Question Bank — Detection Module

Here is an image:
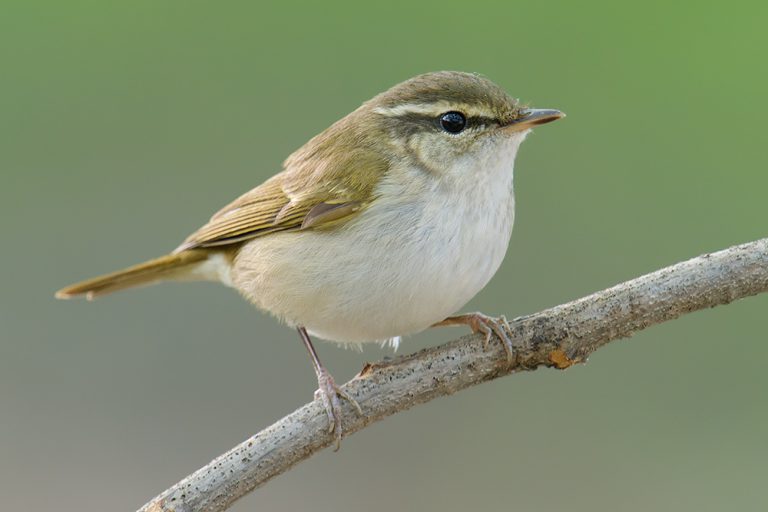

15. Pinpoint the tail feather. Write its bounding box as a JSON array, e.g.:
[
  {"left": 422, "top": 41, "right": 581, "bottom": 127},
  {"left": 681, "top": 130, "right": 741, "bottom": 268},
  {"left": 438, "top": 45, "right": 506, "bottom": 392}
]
[{"left": 55, "top": 250, "right": 211, "bottom": 300}]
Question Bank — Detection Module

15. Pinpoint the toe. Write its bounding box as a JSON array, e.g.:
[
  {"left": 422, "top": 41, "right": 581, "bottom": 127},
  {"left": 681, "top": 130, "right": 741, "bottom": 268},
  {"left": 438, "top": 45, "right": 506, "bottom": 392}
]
[{"left": 337, "top": 388, "right": 363, "bottom": 415}]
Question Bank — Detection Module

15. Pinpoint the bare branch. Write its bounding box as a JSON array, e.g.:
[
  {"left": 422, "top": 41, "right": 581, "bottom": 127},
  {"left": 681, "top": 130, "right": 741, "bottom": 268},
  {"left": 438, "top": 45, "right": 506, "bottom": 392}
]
[{"left": 138, "top": 238, "right": 768, "bottom": 512}]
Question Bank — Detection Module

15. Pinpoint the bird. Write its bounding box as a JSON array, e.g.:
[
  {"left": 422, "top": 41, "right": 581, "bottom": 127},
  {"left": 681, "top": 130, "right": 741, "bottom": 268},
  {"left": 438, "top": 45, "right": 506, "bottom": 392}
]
[{"left": 56, "top": 71, "right": 564, "bottom": 447}]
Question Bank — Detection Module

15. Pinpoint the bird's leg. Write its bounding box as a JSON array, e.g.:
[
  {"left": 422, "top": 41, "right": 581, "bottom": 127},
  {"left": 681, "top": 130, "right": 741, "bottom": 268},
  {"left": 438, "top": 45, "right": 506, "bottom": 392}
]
[
  {"left": 297, "top": 326, "right": 362, "bottom": 450},
  {"left": 432, "top": 312, "right": 516, "bottom": 363}
]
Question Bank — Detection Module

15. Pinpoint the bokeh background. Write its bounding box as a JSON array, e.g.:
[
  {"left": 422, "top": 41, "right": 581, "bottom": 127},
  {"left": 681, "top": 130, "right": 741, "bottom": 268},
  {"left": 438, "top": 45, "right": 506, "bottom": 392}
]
[{"left": 2, "top": 1, "right": 767, "bottom": 511}]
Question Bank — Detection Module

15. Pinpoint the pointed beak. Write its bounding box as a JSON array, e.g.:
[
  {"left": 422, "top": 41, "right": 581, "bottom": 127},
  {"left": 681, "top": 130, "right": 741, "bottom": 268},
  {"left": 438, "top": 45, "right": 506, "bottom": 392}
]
[{"left": 504, "top": 108, "right": 565, "bottom": 132}]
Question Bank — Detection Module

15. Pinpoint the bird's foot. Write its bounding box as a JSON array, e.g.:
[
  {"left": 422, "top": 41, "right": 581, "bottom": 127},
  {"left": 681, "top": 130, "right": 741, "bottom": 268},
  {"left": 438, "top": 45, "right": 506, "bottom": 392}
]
[
  {"left": 433, "top": 312, "right": 517, "bottom": 363},
  {"left": 314, "top": 367, "right": 363, "bottom": 451}
]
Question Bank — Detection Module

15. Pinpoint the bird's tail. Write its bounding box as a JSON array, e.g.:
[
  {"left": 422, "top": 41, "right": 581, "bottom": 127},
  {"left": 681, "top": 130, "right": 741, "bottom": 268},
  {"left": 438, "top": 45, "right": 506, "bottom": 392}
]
[{"left": 55, "top": 250, "right": 214, "bottom": 300}]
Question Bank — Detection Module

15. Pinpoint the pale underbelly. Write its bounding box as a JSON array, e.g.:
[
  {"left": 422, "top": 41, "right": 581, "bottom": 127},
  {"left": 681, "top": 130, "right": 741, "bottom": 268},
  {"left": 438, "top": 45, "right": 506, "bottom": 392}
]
[{"left": 231, "top": 200, "right": 513, "bottom": 344}]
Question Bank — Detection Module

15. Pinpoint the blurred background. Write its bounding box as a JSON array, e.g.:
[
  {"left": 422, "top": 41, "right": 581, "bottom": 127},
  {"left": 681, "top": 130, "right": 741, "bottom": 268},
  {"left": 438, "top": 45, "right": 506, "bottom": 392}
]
[{"left": 2, "top": 1, "right": 767, "bottom": 511}]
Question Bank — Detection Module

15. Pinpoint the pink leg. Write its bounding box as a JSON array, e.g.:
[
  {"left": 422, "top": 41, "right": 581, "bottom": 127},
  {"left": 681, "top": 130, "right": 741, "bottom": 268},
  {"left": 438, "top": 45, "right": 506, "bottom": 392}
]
[{"left": 297, "top": 326, "right": 362, "bottom": 450}]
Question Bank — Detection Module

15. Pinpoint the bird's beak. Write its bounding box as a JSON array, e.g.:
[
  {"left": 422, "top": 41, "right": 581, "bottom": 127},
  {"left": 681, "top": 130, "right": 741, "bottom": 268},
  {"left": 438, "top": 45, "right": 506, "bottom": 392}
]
[{"left": 504, "top": 108, "right": 565, "bottom": 132}]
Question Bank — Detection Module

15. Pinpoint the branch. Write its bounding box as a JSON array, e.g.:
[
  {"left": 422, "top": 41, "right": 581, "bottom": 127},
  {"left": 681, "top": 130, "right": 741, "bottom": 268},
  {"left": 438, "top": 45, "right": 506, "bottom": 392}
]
[{"left": 139, "top": 238, "right": 768, "bottom": 512}]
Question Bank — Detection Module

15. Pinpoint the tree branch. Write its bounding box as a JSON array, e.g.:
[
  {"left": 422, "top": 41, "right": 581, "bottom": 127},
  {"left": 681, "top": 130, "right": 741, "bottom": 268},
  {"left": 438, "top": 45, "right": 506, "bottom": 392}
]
[{"left": 138, "top": 238, "right": 768, "bottom": 512}]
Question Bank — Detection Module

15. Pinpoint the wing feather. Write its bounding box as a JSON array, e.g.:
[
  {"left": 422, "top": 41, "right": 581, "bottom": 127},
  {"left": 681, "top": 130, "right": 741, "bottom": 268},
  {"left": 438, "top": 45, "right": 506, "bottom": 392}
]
[{"left": 175, "top": 147, "right": 389, "bottom": 252}]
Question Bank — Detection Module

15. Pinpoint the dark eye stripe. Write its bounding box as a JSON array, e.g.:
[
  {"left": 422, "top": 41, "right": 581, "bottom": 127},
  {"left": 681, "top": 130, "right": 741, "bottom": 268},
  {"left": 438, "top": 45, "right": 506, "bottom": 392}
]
[
  {"left": 391, "top": 112, "right": 499, "bottom": 131},
  {"left": 461, "top": 115, "right": 497, "bottom": 128}
]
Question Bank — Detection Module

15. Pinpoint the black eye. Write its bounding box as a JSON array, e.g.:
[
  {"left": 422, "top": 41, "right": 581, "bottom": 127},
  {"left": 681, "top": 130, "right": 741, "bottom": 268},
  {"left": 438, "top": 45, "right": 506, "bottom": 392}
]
[{"left": 439, "top": 111, "right": 467, "bottom": 134}]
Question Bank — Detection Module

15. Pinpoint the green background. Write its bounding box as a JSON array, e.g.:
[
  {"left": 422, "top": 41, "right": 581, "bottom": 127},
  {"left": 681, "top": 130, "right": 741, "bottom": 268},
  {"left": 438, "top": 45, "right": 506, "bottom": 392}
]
[{"left": 2, "top": 1, "right": 766, "bottom": 511}]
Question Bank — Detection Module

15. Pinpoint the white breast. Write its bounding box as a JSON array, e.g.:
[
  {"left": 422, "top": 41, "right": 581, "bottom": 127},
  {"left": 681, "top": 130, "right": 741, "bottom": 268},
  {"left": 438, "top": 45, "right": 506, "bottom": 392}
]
[{"left": 231, "top": 133, "right": 526, "bottom": 345}]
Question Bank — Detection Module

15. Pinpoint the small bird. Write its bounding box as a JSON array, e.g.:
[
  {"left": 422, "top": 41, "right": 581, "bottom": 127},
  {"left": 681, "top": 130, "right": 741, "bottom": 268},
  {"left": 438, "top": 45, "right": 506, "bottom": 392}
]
[{"left": 57, "top": 71, "right": 563, "bottom": 446}]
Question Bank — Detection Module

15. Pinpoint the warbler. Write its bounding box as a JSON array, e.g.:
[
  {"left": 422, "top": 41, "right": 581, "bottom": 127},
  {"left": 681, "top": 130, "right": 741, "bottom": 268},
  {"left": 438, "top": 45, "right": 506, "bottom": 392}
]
[{"left": 57, "top": 71, "right": 564, "bottom": 446}]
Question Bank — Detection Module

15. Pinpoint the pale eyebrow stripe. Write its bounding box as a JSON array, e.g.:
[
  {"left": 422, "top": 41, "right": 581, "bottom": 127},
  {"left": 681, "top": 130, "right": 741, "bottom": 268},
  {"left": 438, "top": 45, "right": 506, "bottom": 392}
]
[{"left": 373, "top": 101, "right": 494, "bottom": 119}]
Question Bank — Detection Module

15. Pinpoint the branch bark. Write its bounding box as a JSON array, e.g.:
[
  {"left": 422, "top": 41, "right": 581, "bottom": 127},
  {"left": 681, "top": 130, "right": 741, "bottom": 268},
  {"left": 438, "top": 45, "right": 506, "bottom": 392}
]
[{"left": 139, "top": 238, "right": 768, "bottom": 512}]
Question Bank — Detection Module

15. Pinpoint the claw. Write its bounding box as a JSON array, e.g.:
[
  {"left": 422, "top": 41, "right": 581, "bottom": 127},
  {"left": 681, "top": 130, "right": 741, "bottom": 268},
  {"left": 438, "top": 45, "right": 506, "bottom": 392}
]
[
  {"left": 433, "top": 312, "right": 517, "bottom": 364},
  {"left": 315, "top": 367, "right": 362, "bottom": 450}
]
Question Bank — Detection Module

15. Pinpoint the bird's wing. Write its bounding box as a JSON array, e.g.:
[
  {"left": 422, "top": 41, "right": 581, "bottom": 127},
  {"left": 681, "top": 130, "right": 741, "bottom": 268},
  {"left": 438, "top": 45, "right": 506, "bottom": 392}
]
[{"left": 175, "top": 150, "right": 388, "bottom": 252}]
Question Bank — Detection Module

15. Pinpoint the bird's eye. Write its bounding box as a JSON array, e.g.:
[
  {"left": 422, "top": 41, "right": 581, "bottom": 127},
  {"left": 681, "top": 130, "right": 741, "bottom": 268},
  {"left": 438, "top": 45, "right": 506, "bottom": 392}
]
[{"left": 439, "top": 111, "right": 467, "bottom": 134}]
